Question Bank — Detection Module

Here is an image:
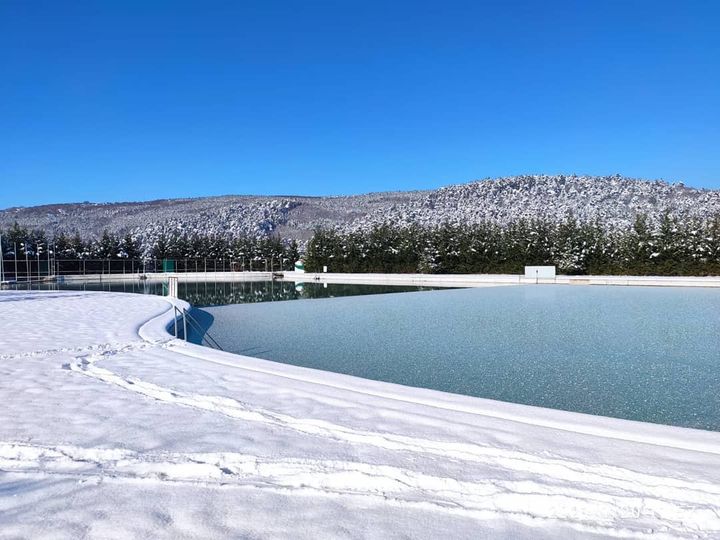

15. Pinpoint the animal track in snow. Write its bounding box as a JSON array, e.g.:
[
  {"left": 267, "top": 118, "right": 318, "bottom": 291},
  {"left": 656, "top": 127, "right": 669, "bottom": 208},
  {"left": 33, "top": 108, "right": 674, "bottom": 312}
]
[
  {"left": 60, "top": 345, "right": 720, "bottom": 538},
  {"left": 1, "top": 440, "right": 719, "bottom": 539}
]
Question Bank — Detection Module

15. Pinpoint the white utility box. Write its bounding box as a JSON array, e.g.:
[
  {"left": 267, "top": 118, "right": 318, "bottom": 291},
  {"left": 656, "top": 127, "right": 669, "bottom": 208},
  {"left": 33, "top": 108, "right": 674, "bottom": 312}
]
[{"left": 524, "top": 266, "right": 556, "bottom": 279}]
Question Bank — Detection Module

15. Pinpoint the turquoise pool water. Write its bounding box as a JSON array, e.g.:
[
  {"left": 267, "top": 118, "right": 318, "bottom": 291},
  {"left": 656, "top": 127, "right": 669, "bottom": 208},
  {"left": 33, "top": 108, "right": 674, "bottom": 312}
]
[{"left": 193, "top": 285, "right": 720, "bottom": 431}]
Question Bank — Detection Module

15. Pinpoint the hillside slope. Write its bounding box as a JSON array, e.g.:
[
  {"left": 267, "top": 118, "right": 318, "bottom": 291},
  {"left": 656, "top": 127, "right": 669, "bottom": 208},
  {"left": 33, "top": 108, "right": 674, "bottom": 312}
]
[{"left": 2, "top": 175, "right": 719, "bottom": 242}]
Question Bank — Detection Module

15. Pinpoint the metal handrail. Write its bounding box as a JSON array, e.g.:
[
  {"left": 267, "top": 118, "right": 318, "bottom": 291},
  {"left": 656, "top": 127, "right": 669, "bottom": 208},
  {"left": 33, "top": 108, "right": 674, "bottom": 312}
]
[
  {"left": 184, "top": 308, "right": 225, "bottom": 351},
  {"left": 172, "top": 305, "right": 224, "bottom": 351}
]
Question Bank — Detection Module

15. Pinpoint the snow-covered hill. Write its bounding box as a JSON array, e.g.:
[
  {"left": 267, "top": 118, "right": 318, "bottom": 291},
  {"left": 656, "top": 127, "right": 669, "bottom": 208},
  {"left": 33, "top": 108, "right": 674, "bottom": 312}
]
[{"left": 2, "top": 175, "right": 719, "bottom": 243}]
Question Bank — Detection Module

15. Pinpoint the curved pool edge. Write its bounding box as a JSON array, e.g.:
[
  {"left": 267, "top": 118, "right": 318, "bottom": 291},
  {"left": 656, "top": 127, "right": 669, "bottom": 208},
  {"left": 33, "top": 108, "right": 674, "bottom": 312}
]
[{"left": 139, "top": 294, "right": 720, "bottom": 457}]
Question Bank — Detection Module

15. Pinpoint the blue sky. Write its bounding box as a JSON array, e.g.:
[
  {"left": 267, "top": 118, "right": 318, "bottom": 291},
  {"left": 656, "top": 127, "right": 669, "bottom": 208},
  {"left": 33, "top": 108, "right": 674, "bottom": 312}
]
[{"left": 1, "top": 0, "right": 719, "bottom": 207}]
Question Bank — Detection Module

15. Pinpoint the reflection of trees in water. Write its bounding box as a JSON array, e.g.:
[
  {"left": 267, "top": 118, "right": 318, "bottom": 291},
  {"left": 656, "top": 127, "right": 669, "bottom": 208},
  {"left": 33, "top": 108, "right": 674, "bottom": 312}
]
[
  {"left": 181, "top": 281, "right": 302, "bottom": 306},
  {"left": 299, "top": 283, "right": 435, "bottom": 299},
  {"left": 180, "top": 282, "right": 438, "bottom": 306},
  {"left": 6, "top": 280, "right": 440, "bottom": 306}
]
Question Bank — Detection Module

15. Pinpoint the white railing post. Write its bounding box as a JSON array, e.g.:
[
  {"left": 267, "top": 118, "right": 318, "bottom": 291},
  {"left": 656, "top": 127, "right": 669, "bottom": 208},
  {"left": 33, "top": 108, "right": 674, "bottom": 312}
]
[{"left": 167, "top": 275, "right": 178, "bottom": 298}]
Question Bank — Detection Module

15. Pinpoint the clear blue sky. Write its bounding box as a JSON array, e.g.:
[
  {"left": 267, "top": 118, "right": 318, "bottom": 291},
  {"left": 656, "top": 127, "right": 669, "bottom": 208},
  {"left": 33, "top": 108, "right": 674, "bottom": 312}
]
[{"left": 1, "top": 0, "right": 719, "bottom": 208}]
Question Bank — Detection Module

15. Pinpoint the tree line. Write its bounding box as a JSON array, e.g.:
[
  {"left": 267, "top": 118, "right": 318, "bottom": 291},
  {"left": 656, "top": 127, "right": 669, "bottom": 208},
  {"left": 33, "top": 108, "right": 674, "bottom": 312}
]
[
  {"left": 0, "top": 223, "right": 300, "bottom": 268},
  {"left": 304, "top": 214, "right": 720, "bottom": 276},
  {"left": 3, "top": 212, "right": 720, "bottom": 276}
]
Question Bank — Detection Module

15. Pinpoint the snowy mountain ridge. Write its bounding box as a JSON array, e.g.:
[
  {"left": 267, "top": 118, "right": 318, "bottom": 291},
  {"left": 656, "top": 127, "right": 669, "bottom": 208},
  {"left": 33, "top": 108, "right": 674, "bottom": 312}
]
[{"left": 2, "top": 175, "right": 719, "bottom": 242}]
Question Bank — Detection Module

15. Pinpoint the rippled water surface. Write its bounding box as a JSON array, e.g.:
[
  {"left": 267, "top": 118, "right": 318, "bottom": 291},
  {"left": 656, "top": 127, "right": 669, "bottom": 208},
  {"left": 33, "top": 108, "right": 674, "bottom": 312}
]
[{"left": 193, "top": 285, "right": 720, "bottom": 431}]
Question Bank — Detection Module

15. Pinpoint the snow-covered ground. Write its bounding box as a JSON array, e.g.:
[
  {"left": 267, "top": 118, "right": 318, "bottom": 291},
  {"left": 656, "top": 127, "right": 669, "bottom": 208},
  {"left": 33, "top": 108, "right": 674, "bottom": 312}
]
[{"left": 2, "top": 290, "right": 720, "bottom": 539}]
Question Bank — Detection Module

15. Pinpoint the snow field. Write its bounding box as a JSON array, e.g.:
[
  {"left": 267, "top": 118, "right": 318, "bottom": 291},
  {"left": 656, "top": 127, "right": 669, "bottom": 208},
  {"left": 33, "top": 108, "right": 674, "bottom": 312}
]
[{"left": 1, "top": 290, "right": 720, "bottom": 538}]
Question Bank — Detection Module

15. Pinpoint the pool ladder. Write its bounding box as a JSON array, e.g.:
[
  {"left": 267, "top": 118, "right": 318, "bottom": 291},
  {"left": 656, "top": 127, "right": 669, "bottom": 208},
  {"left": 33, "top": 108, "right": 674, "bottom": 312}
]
[{"left": 172, "top": 305, "right": 224, "bottom": 351}]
